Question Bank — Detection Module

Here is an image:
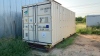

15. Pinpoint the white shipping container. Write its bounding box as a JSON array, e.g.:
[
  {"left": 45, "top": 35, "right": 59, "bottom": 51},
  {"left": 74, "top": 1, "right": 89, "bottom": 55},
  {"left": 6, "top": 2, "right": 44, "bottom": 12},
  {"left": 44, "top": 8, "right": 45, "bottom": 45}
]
[
  {"left": 86, "top": 15, "right": 100, "bottom": 27},
  {"left": 22, "top": 0, "right": 75, "bottom": 47}
]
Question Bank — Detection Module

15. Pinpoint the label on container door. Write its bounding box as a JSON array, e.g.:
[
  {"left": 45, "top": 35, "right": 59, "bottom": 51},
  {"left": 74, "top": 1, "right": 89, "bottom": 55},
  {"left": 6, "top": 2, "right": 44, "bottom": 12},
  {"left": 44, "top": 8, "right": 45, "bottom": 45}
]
[
  {"left": 24, "top": 17, "right": 28, "bottom": 23},
  {"left": 38, "top": 4, "right": 51, "bottom": 15},
  {"left": 42, "top": 32, "right": 46, "bottom": 38},
  {"left": 24, "top": 10, "right": 28, "bottom": 16},
  {"left": 29, "top": 17, "right": 33, "bottom": 23}
]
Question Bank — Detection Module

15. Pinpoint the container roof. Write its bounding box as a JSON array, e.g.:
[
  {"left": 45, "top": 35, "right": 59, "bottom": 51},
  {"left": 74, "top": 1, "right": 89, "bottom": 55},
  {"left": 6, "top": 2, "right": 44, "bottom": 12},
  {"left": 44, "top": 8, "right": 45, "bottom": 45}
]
[
  {"left": 87, "top": 15, "right": 100, "bottom": 17},
  {"left": 22, "top": 0, "right": 61, "bottom": 8}
]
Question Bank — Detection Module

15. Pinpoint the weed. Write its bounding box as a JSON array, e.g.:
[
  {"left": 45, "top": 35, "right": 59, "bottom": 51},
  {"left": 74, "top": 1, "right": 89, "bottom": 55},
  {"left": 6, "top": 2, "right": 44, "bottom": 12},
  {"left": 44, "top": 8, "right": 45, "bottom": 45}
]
[
  {"left": 77, "top": 28, "right": 92, "bottom": 34},
  {"left": 76, "top": 26, "right": 100, "bottom": 35},
  {"left": 0, "top": 38, "right": 31, "bottom": 56}
]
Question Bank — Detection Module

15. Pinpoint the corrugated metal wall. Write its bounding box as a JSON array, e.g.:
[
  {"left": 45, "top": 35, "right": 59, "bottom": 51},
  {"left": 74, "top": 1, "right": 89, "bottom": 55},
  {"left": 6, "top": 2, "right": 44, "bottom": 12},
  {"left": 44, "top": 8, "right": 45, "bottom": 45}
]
[{"left": 0, "top": 0, "right": 44, "bottom": 38}]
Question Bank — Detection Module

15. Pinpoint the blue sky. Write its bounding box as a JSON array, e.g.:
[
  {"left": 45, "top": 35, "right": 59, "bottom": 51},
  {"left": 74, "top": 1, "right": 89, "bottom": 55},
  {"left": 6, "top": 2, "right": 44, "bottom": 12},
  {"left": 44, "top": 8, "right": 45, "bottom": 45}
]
[{"left": 55, "top": 0, "right": 100, "bottom": 17}]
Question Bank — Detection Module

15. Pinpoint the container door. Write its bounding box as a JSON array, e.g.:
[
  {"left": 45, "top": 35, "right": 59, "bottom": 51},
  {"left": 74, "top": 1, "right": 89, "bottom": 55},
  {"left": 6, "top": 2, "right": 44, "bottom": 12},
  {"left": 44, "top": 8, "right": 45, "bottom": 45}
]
[
  {"left": 23, "top": 7, "right": 29, "bottom": 40},
  {"left": 28, "top": 7, "right": 35, "bottom": 41},
  {"left": 23, "top": 7, "right": 35, "bottom": 41},
  {"left": 36, "top": 4, "right": 52, "bottom": 43}
]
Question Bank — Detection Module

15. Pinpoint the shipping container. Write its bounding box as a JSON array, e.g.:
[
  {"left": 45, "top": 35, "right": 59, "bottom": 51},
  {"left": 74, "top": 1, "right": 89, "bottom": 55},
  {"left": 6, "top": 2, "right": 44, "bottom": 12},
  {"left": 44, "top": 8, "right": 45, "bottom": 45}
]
[
  {"left": 86, "top": 15, "right": 100, "bottom": 27},
  {"left": 22, "top": 0, "right": 75, "bottom": 48}
]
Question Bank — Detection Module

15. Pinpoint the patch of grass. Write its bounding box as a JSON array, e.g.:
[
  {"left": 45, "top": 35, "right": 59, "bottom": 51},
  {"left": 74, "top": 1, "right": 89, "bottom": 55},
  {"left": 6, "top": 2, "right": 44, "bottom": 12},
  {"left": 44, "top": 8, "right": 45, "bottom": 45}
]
[
  {"left": 77, "top": 28, "right": 92, "bottom": 34},
  {"left": 55, "top": 34, "right": 78, "bottom": 49},
  {"left": 76, "top": 23, "right": 100, "bottom": 35},
  {"left": 0, "top": 37, "right": 31, "bottom": 56},
  {"left": 76, "top": 23, "right": 86, "bottom": 29},
  {"left": 76, "top": 26, "right": 100, "bottom": 35}
]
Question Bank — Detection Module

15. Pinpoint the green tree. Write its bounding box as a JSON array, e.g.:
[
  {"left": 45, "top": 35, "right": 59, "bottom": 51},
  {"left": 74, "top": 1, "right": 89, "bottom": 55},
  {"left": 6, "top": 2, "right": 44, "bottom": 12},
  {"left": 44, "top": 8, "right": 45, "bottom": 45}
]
[
  {"left": 82, "top": 16, "right": 86, "bottom": 23},
  {"left": 76, "top": 17, "right": 83, "bottom": 21}
]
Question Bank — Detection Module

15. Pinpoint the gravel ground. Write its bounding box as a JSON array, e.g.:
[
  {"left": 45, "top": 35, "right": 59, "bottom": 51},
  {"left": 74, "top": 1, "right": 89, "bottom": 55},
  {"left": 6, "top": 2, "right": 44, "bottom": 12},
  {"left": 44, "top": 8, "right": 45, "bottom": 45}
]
[{"left": 31, "top": 35, "right": 100, "bottom": 56}]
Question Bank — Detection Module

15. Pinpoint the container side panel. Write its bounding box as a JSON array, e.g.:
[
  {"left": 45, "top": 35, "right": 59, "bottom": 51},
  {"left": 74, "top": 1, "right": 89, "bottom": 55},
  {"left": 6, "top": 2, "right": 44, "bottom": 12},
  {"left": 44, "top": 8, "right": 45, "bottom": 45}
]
[
  {"left": 86, "top": 16, "right": 100, "bottom": 27},
  {"left": 52, "top": 2, "right": 64, "bottom": 46},
  {"left": 51, "top": 1, "right": 75, "bottom": 46},
  {"left": 51, "top": 2, "right": 56, "bottom": 45}
]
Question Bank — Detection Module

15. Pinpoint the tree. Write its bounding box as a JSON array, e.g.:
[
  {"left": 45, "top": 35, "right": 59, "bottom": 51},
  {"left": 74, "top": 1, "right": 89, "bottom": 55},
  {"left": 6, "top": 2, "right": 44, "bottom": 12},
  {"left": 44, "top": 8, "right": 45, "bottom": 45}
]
[
  {"left": 76, "top": 17, "right": 83, "bottom": 21},
  {"left": 82, "top": 16, "right": 86, "bottom": 23}
]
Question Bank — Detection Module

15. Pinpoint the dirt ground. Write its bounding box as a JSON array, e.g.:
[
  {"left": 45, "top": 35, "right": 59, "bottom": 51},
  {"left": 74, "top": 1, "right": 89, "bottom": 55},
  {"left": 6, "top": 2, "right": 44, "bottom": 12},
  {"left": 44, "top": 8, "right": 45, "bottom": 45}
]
[{"left": 31, "top": 35, "right": 100, "bottom": 56}]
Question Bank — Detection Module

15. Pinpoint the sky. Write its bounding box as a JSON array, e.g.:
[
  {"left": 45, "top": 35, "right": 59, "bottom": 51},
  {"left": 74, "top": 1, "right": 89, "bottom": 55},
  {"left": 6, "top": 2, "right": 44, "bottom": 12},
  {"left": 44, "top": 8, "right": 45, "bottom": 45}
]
[
  {"left": 0, "top": 0, "right": 100, "bottom": 17},
  {"left": 55, "top": 0, "right": 100, "bottom": 17}
]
